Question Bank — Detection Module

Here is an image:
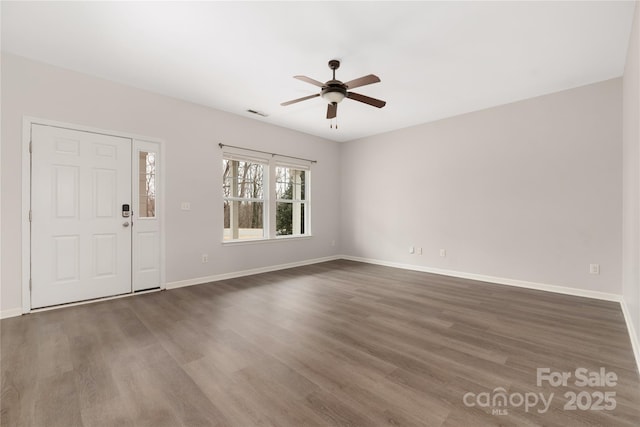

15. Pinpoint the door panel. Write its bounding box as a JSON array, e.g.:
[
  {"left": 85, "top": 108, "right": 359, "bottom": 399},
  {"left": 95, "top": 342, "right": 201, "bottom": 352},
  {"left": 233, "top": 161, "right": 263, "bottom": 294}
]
[
  {"left": 52, "top": 165, "right": 79, "bottom": 218},
  {"left": 53, "top": 235, "right": 79, "bottom": 281},
  {"left": 31, "top": 124, "right": 132, "bottom": 308},
  {"left": 94, "top": 169, "right": 116, "bottom": 217}
]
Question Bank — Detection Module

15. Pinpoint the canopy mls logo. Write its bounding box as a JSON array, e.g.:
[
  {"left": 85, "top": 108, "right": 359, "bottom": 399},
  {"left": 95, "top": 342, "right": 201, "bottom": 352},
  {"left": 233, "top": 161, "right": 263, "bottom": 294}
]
[
  {"left": 462, "top": 367, "right": 618, "bottom": 416},
  {"left": 462, "top": 387, "right": 553, "bottom": 415}
]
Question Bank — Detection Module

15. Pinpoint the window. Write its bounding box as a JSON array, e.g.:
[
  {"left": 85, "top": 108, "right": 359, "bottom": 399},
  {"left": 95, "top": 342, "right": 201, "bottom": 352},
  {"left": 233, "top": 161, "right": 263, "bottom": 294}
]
[
  {"left": 223, "top": 159, "right": 265, "bottom": 240},
  {"left": 138, "top": 151, "right": 156, "bottom": 218},
  {"left": 222, "top": 154, "right": 310, "bottom": 242},
  {"left": 276, "top": 167, "right": 306, "bottom": 236}
]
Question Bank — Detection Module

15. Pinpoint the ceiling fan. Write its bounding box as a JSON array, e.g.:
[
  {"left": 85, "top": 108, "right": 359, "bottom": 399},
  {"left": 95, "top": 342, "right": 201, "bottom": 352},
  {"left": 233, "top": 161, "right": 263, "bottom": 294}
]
[{"left": 281, "top": 60, "right": 386, "bottom": 121}]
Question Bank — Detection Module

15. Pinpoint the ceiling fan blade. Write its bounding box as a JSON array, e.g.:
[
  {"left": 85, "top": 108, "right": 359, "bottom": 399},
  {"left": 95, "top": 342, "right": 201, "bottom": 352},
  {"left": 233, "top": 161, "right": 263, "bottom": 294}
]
[
  {"left": 347, "top": 92, "right": 386, "bottom": 108},
  {"left": 281, "top": 93, "right": 320, "bottom": 106},
  {"left": 327, "top": 103, "right": 337, "bottom": 119},
  {"left": 344, "top": 74, "right": 381, "bottom": 90},
  {"left": 294, "top": 75, "right": 325, "bottom": 88}
]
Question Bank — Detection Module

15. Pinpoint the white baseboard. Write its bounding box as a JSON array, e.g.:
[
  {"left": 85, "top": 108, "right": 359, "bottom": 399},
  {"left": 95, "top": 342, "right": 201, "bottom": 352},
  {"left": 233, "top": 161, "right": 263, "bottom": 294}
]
[
  {"left": 0, "top": 307, "right": 23, "bottom": 319},
  {"left": 341, "top": 255, "right": 623, "bottom": 302},
  {"left": 166, "top": 255, "right": 341, "bottom": 290},
  {"left": 620, "top": 300, "right": 640, "bottom": 375}
]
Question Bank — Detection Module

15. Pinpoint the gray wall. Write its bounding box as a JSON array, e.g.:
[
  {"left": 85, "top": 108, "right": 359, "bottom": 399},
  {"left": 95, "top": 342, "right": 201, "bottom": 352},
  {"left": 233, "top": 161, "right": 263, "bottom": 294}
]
[
  {"left": 340, "top": 79, "right": 623, "bottom": 293},
  {"left": 623, "top": 2, "right": 640, "bottom": 361},
  {"left": 0, "top": 53, "right": 342, "bottom": 313}
]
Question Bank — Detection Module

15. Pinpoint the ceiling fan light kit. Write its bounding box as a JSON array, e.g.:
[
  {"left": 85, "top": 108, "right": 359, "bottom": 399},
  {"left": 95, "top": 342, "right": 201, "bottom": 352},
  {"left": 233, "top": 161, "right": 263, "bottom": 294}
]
[
  {"left": 322, "top": 89, "right": 346, "bottom": 104},
  {"left": 281, "top": 59, "right": 386, "bottom": 124}
]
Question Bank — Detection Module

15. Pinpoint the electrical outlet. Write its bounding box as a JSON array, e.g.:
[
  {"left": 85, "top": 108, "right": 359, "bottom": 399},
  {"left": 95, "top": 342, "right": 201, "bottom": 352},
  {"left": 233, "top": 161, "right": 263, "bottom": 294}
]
[
  {"left": 202, "top": 254, "right": 209, "bottom": 263},
  {"left": 440, "top": 249, "right": 446, "bottom": 257},
  {"left": 331, "top": 240, "right": 336, "bottom": 247},
  {"left": 181, "top": 202, "right": 191, "bottom": 211},
  {"left": 589, "top": 264, "right": 599, "bottom": 275},
  {"left": 409, "top": 246, "right": 415, "bottom": 254},
  {"left": 417, "top": 247, "right": 423, "bottom": 255}
]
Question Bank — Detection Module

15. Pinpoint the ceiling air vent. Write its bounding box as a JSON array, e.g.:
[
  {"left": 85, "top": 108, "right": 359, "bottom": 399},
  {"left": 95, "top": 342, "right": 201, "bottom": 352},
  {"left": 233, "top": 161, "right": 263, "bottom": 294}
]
[{"left": 247, "top": 109, "right": 268, "bottom": 117}]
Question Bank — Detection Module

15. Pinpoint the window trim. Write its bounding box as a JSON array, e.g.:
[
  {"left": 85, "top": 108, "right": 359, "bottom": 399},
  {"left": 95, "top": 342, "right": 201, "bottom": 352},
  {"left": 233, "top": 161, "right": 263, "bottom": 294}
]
[{"left": 221, "top": 234, "right": 312, "bottom": 246}]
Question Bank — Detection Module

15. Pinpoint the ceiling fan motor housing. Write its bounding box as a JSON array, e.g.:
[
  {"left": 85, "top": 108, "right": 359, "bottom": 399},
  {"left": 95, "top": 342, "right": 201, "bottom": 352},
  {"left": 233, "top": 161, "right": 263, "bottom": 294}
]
[{"left": 322, "top": 81, "right": 347, "bottom": 104}]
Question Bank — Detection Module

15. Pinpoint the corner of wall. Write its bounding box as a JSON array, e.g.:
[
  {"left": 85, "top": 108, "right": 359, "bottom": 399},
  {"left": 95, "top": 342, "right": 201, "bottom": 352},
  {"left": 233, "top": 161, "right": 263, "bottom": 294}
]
[
  {"left": 622, "top": 0, "right": 640, "bottom": 376},
  {"left": 621, "top": 299, "right": 640, "bottom": 374}
]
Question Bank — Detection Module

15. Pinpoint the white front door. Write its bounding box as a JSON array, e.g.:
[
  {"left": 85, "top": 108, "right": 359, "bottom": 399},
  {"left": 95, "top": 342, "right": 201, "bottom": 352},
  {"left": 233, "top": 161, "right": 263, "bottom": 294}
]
[{"left": 31, "top": 124, "right": 132, "bottom": 308}]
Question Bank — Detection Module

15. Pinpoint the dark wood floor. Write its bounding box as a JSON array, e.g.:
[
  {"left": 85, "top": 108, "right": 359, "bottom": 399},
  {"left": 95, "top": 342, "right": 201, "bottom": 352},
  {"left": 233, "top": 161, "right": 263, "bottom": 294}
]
[{"left": 2, "top": 260, "right": 639, "bottom": 426}]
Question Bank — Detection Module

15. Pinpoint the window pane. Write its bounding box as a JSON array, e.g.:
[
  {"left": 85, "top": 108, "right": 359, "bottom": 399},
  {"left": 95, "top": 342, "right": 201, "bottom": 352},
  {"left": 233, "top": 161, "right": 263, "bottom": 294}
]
[
  {"left": 223, "top": 159, "right": 264, "bottom": 199},
  {"left": 223, "top": 200, "right": 264, "bottom": 240},
  {"left": 276, "top": 202, "right": 305, "bottom": 236},
  {"left": 275, "top": 167, "right": 305, "bottom": 201},
  {"left": 139, "top": 151, "right": 156, "bottom": 218}
]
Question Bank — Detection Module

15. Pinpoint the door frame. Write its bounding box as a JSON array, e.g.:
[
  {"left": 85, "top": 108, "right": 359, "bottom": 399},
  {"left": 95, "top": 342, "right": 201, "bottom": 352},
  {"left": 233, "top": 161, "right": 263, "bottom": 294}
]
[{"left": 21, "top": 117, "right": 166, "bottom": 313}]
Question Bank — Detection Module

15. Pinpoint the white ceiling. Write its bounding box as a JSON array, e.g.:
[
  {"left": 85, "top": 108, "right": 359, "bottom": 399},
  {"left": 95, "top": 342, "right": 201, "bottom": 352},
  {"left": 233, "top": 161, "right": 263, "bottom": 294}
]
[{"left": 1, "top": 1, "right": 635, "bottom": 142}]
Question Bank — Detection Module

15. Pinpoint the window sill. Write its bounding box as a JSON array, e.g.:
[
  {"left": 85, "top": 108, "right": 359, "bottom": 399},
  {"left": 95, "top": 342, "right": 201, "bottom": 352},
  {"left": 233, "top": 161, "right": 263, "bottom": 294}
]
[{"left": 221, "top": 235, "right": 313, "bottom": 246}]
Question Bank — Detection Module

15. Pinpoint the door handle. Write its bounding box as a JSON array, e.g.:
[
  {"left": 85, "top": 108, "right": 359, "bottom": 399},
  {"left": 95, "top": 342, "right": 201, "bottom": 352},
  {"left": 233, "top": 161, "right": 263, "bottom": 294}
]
[{"left": 123, "top": 222, "right": 130, "bottom": 227}]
